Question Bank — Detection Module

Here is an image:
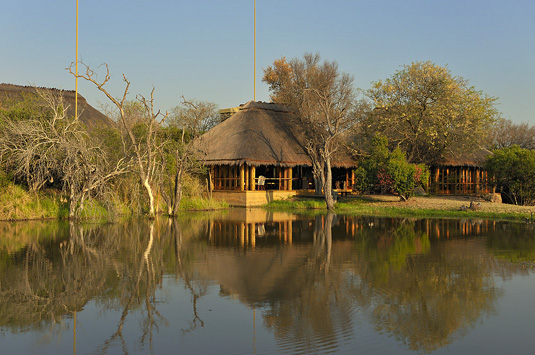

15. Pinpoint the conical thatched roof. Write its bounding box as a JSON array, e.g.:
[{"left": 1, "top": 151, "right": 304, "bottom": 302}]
[
  {"left": 198, "top": 101, "right": 357, "bottom": 168},
  {"left": 0, "top": 83, "right": 115, "bottom": 128}
]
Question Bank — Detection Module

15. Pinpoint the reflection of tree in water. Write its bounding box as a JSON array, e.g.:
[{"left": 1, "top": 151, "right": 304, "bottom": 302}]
[
  {"left": 486, "top": 223, "right": 535, "bottom": 267},
  {"left": 167, "top": 218, "right": 209, "bottom": 335},
  {"left": 0, "top": 222, "right": 117, "bottom": 331},
  {"left": 350, "top": 219, "right": 500, "bottom": 353},
  {"left": 262, "top": 213, "right": 355, "bottom": 354},
  {"left": 0, "top": 220, "right": 173, "bottom": 355},
  {"left": 0, "top": 215, "right": 215, "bottom": 353},
  {"left": 98, "top": 222, "right": 168, "bottom": 354},
  {"left": 352, "top": 221, "right": 431, "bottom": 285}
]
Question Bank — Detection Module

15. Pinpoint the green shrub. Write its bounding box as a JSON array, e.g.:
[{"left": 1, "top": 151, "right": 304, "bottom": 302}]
[
  {"left": 485, "top": 146, "right": 535, "bottom": 205},
  {"left": 354, "top": 136, "right": 429, "bottom": 200}
]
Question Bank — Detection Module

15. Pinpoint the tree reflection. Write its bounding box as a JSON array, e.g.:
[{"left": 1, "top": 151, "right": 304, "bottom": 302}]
[
  {"left": 167, "top": 218, "right": 208, "bottom": 335},
  {"left": 349, "top": 219, "right": 500, "bottom": 353},
  {"left": 486, "top": 223, "right": 535, "bottom": 267},
  {"left": 1, "top": 215, "right": 532, "bottom": 354},
  {"left": 0, "top": 220, "right": 171, "bottom": 355},
  {"left": 0, "top": 221, "right": 115, "bottom": 330}
]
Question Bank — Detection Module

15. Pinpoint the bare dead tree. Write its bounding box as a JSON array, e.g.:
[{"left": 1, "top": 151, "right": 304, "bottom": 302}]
[
  {"left": 488, "top": 118, "right": 535, "bottom": 150},
  {"left": 68, "top": 62, "right": 168, "bottom": 218},
  {"left": 0, "top": 89, "right": 127, "bottom": 218}
]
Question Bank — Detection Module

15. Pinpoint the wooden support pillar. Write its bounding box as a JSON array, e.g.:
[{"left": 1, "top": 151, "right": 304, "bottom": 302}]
[
  {"left": 475, "top": 168, "right": 480, "bottom": 194},
  {"left": 210, "top": 166, "right": 214, "bottom": 190},
  {"left": 250, "top": 165, "right": 256, "bottom": 190},
  {"left": 235, "top": 166, "right": 239, "bottom": 189},
  {"left": 240, "top": 164, "right": 245, "bottom": 191},
  {"left": 288, "top": 167, "right": 293, "bottom": 191},
  {"left": 434, "top": 168, "right": 439, "bottom": 194},
  {"left": 244, "top": 163, "right": 249, "bottom": 191},
  {"left": 228, "top": 166, "right": 232, "bottom": 189},
  {"left": 446, "top": 168, "right": 450, "bottom": 194}
]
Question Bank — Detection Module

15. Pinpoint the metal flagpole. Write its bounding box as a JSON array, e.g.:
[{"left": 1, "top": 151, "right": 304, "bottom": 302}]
[
  {"left": 75, "top": 0, "right": 79, "bottom": 120},
  {"left": 254, "top": 0, "right": 256, "bottom": 101}
]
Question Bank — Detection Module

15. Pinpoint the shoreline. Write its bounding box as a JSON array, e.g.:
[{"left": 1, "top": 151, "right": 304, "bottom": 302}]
[{"left": 265, "top": 195, "right": 535, "bottom": 221}]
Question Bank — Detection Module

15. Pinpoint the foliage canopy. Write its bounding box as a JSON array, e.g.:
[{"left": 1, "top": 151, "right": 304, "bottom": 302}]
[
  {"left": 363, "top": 61, "right": 499, "bottom": 164},
  {"left": 485, "top": 145, "right": 535, "bottom": 206}
]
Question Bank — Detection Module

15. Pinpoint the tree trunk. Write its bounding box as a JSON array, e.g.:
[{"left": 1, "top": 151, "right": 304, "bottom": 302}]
[
  {"left": 313, "top": 160, "right": 325, "bottom": 196},
  {"left": 171, "top": 167, "right": 184, "bottom": 216},
  {"left": 324, "top": 157, "right": 335, "bottom": 210},
  {"left": 143, "top": 178, "right": 155, "bottom": 218}
]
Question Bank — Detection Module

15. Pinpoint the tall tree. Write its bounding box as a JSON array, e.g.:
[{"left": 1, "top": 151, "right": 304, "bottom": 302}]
[
  {"left": 68, "top": 62, "right": 168, "bottom": 218},
  {"left": 363, "top": 61, "right": 499, "bottom": 164},
  {"left": 263, "top": 53, "right": 357, "bottom": 209},
  {"left": 159, "top": 97, "right": 217, "bottom": 216},
  {"left": 488, "top": 118, "right": 535, "bottom": 150}
]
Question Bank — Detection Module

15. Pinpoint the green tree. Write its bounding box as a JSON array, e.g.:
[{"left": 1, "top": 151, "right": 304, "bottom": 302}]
[
  {"left": 484, "top": 145, "right": 535, "bottom": 205},
  {"left": 263, "top": 53, "right": 358, "bottom": 209},
  {"left": 363, "top": 61, "right": 499, "bottom": 164},
  {"left": 159, "top": 98, "right": 217, "bottom": 216}
]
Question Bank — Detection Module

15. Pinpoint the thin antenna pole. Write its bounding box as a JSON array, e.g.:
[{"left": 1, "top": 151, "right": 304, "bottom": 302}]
[
  {"left": 254, "top": 0, "right": 256, "bottom": 101},
  {"left": 75, "top": 0, "right": 79, "bottom": 120}
]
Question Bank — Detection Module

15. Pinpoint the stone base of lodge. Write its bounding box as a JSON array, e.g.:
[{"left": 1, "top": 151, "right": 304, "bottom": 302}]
[{"left": 211, "top": 190, "right": 301, "bottom": 207}]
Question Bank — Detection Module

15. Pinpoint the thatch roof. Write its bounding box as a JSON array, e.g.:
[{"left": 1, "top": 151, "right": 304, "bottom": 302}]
[
  {"left": 198, "top": 101, "right": 357, "bottom": 168},
  {"left": 435, "top": 148, "right": 492, "bottom": 168},
  {"left": 0, "top": 83, "right": 115, "bottom": 128}
]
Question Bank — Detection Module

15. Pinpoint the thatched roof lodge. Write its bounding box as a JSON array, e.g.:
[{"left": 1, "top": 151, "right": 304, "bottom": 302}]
[
  {"left": 0, "top": 83, "right": 114, "bottom": 128},
  {"left": 198, "top": 101, "right": 357, "bottom": 206},
  {"left": 429, "top": 148, "right": 493, "bottom": 195}
]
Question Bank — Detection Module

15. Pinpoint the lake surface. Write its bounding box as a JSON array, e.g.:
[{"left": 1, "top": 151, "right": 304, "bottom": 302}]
[{"left": 1, "top": 210, "right": 534, "bottom": 354}]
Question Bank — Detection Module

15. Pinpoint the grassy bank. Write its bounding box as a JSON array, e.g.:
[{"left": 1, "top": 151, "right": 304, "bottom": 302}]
[
  {"left": 265, "top": 195, "right": 535, "bottom": 221},
  {"left": 0, "top": 185, "right": 69, "bottom": 221},
  {"left": 0, "top": 184, "right": 228, "bottom": 221}
]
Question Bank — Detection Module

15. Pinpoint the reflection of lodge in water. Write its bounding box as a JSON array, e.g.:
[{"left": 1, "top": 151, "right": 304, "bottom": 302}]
[
  {"left": 418, "top": 218, "right": 496, "bottom": 239},
  {"left": 208, "top": 210, "right": 299, "bottom": 248},
  {"left": 208, "top": 211, "right": 500, "bottom": 248}
]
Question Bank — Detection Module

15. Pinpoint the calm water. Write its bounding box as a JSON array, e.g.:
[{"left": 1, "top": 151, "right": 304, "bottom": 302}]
[{"left": 1, "top": 210, "right": 534, "bottom": 355}]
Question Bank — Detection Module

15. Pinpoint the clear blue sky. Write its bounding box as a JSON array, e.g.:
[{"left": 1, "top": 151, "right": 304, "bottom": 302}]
[{"left": 1, "top": 0, "right": 534, "bottom": 123}]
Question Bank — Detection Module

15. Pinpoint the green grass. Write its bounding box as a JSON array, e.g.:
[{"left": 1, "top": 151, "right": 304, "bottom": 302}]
[
  {"left": 0, "top": 185, "right": 68, "bottom": 221},
  {"left": 265, "top": 196, "right": 531, "bottom": 221},
  {"left": 265, "top": 198, "right": 327, "bottom": 210},
  {"left": 179, "top": 197, "right": 228, "bottom": 211}
]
